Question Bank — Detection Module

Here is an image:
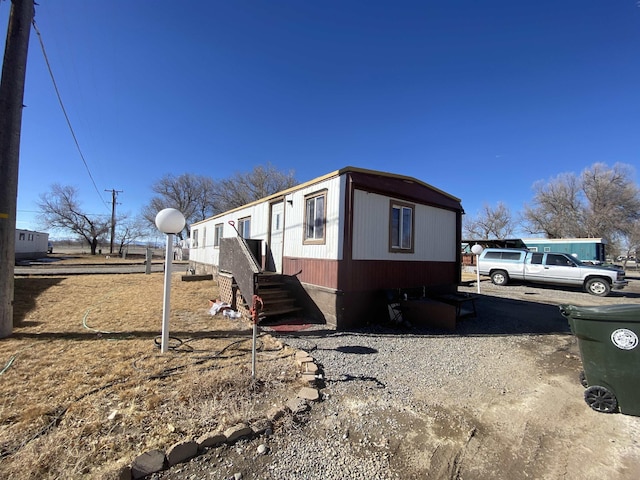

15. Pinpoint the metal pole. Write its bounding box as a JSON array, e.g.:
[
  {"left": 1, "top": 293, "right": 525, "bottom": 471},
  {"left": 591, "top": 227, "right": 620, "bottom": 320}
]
[
  {"left": 251, "top": 322, "right": 257, "bottom": 378},
  {"left": 161, "top": 233, "right": 173, "bottom": 353},
  {"left": 250, "top": 295, "right": 263, "bottom": 378}
]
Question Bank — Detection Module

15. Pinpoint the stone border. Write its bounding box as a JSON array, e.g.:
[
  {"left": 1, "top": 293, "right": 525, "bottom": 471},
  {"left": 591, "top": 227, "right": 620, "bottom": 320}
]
[{"left": 112, "top": 344, "right": 323, "bottom": 479}]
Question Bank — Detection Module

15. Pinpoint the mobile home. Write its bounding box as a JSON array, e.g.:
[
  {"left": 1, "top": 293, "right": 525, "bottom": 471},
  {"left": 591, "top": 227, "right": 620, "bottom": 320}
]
[
  {"left": 15, "top": 229, "right": 49, "bottom": 260},
  {"left": 521, "top": 237, "right": 607, "bottom": 264},
  {"left": 189, "top": 167, "right": 464, "bottom": 330}
]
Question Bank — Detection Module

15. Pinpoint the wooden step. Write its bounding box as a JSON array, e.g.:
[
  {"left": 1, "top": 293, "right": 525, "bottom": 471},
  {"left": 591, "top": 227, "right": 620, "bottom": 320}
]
[{"left": 258, "top": 305, "right": 304, "bottom": 320}]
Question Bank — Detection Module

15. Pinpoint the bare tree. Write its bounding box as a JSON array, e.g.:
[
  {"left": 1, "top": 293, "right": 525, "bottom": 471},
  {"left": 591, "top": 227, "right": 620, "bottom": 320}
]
[
  {"left": 523, "top": 163, "right": 640, "bottom": 241},
  {"left": 522, "top": 173, "right": 583, "bottom": 237},
  {"left": 581, "top": 163, "right": 640, "bottom": 239},
  {"left": 216, "top": 163, "right": 298, "bottom": 211},
  {"left": 141, "top": 174, "right": 218, "bottom": 239},
  {"left": 142, "top": 165, "right": 298, "bottom": 238},
  {"left": 37, "top": 184, "right": 110, "bottom": 255},
  {"left": 464, "top": 202, "right": 516, "bottom": 239},
  {"left": 115, "top": 215, "right": 149, "bottom": 255}
]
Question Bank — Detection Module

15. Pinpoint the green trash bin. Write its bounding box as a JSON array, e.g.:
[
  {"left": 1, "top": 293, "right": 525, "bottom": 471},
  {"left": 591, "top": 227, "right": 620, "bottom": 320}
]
[{"left": 560, "top": 304, "right": 640, "bottom": 416}]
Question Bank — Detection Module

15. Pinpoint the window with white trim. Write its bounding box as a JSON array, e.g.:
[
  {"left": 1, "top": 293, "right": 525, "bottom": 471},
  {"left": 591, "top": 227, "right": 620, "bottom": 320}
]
[
  {"left": 389, "top": 201, "right": 414, "bottom": 253},
  {"left": 304, "top": 191, "right": 326, "bottom": 243},
  {"left": 214, "top": 223, "right": 223, "bottom": 247},
  {"left": 238, "top": 217, "right": 251, "bottom": 238},
  {"left": 192, "top": 229, "right": 199, "bottom": 248}
]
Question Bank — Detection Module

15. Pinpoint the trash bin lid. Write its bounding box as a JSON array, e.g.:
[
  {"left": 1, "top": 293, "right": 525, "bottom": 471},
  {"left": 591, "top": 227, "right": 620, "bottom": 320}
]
[{"left": 559, "top": 304, "right": 640, "bottom": 321}]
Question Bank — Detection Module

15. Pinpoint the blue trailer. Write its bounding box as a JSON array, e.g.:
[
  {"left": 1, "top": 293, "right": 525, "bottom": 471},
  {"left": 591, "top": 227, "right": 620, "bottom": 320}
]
[{"left": 521, "top": 238, "right": 606, "bottom": 264}]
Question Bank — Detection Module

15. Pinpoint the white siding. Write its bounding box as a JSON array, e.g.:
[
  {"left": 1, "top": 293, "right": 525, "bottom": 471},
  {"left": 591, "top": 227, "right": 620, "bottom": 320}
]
[
  {"left": 282, "top": 175, "right": 343, "bottom": 261},
  {"left": 190, "top": 174, "right": 345, "bottom": 268},
  {"left": 352, "top": 189, "right": 457, "bottom": 261},
  {"left": 190, "top": 201, "right": 270, "bottom": 266},
  {"left": 15, "top": 229, "right": 49, "bottom": 257}
]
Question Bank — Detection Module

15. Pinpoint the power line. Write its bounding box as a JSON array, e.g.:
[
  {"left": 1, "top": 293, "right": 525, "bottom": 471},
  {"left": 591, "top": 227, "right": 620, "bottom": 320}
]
[{"left": 31, "top": 17, "right": 108, "bottom": 211}]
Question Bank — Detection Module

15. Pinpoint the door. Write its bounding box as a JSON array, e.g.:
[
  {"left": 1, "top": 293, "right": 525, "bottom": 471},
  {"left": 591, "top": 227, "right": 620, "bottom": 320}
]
[
  {"left": 268, "top": 201, "right": 284, "bottom": 272},
  {"left": 524, "top": 252, "right": 547, "bottom": 282},
  {"left": 542, "top": 253, "right": 581, "bottom": 285}
]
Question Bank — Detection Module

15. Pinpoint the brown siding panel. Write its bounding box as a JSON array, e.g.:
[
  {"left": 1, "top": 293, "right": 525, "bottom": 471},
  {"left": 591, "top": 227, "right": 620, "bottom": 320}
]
[
  {"left": 347, "top": 260, "right": 456, "bottom": 291},
  {"left": 282, "top": 257, "right": 339, "bottom": 289},
  {"left": 282, "top": 256, "right": 458, "bottom": 329}
]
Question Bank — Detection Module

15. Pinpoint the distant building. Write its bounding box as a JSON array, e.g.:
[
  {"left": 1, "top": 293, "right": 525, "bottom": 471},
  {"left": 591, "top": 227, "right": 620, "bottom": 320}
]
[
  {"left": 521, "top": 237, "right": 606, "bottom": 264},
  {"left": 15, "top": 229, "right": 49, "bottom": 260}
]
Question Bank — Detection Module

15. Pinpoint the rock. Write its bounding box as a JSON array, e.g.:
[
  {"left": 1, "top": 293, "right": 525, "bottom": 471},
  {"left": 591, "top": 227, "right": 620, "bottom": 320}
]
[
  {"left": 197, "top": 432, "right": 227, "bottom": 449},
  {"left": 130, "top": 449, "right": 165, "bottom": 479},
  {"left": 251, "top": 418, "right": 273, "bottom": 435},
  {"left": 298, "top": 387, "right": 320, "bottom": 401},
  {"left": 266, "top": 405, "right": 287, "bottom": 421},
  {"left": 166, "top": 440, "right": 198, "bottom": 466},
  {"left": 224, "top": 423, "right": 253, "bottom": 443},
  {"left": 303, "top": 362, "right": 319, "bottom": 374},
  {"left": 300, "top": 372, "right": 318, "bottom": 384},
  {"left": 294, "top": 350, "right": 309, "bottom": 359},
  {"left": 296, "top": 355, "right": 314, "bottom": 366},
  {"left": 286, "top": 397, "right": 309, "bottom": 414},
  {"left": 257, "top": 444, "right": 268, "bottom": 455}
]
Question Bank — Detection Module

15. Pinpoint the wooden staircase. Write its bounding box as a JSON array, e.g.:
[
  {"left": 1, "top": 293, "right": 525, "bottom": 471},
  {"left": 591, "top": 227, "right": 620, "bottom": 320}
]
[{"left": 253, "top": 272, "right": 303, "bottom": 322}]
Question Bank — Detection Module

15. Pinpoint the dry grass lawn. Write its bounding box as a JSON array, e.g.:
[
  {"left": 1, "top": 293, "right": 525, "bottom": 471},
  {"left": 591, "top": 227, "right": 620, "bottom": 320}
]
[{"left": 1, "top": 257, "right": 300, "bottom": 479}]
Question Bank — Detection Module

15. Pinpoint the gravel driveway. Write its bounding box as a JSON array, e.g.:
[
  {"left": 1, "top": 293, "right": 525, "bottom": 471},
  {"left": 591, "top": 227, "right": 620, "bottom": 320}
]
[{"left": 154, "top": 274, "right": 640, "bottom": 480}]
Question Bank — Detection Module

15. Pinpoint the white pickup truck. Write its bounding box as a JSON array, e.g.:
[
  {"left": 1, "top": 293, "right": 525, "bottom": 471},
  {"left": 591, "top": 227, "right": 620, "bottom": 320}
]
[{"left": 477, "top": 248, "right": 628, "bottom": 296}]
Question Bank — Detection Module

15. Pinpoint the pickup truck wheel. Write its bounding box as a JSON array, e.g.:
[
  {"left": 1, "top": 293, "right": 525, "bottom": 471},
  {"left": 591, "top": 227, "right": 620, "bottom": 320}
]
[
  {"left": 490, "top": 270, "right": 509, "bottom": 286},
  {"left": 585, "top": 278, "right": 611, "bottom": 297}
]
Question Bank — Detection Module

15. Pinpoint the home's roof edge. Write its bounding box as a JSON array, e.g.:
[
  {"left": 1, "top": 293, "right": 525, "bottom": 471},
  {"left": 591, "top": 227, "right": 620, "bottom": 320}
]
[{"left": 192, "top": 166, "right": 461, "bottom": 226}]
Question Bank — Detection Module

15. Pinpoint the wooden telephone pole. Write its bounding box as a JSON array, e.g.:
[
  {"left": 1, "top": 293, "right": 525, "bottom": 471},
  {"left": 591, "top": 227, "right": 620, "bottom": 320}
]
[
  {"left": 105, "top": 188, "right": 122, "bottom": 254},
  {"left": 0, "top": 0, "right": 35, "bottom": 338}
]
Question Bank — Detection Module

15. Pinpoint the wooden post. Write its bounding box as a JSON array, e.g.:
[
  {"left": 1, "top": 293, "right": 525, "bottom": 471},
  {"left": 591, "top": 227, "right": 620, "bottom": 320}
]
[{"left": 0, "top": 0, "right": 35, "bottom": 338}]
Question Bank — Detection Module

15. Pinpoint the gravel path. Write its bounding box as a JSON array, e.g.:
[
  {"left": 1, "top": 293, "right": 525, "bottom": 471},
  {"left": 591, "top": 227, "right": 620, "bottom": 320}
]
[{"left": 256, "top": 326, "right": 532, "bottom": 480}]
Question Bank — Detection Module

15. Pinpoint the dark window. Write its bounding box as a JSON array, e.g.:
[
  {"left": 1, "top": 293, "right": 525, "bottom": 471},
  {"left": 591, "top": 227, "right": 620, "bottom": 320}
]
[
  {"left": 546, "top": 254, "right": 569, "bottom": 266},
  {"left": 214, "top": 223, "right": 223, "bottom": 247},
  {"left": 502, "top": 251, "right": 522, "bottom": 260},
  {"left": 389, "top": 201, "right": 414, "bottom": 253},
  {"left": 531, "top": 253, "right": 544, "bottom": 264},
  {"left": 238, "top": 217, "right": 251, "bottom": 238},
  {"left": 304, "top": 191, "right": 326, "bottom": 243}
]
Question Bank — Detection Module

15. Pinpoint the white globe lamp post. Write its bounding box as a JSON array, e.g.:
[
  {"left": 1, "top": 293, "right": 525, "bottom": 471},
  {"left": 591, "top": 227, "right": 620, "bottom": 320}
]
[
  {"left": 155, "top": 208, "right": 186, "bottom": 353},
  {"left": 471, "top": 244, "right": 484, "bottom": 294}
]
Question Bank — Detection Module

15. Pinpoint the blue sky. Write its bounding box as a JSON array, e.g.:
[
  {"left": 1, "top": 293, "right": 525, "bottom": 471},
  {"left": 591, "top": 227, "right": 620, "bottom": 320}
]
[{"left": 3, "top": 0, "right": 640, "bottom": 237}]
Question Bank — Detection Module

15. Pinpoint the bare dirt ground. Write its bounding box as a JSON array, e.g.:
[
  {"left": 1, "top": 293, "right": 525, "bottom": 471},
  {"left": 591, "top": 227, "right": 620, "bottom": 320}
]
[
  {"left": 2, "top": 254, "right": 301, "bottom": 479},
  {"left": 449, "top": 273, "right": 640, "bottom": 480}
]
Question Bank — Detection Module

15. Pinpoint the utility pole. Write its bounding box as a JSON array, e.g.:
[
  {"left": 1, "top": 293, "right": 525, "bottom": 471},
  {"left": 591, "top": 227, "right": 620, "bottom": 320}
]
[
  {"left": 0, "top": 0, "right": 35, "bottom": 339},
  {"left": 105, "top": 189, "right": 122, "bottom": 254}
]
